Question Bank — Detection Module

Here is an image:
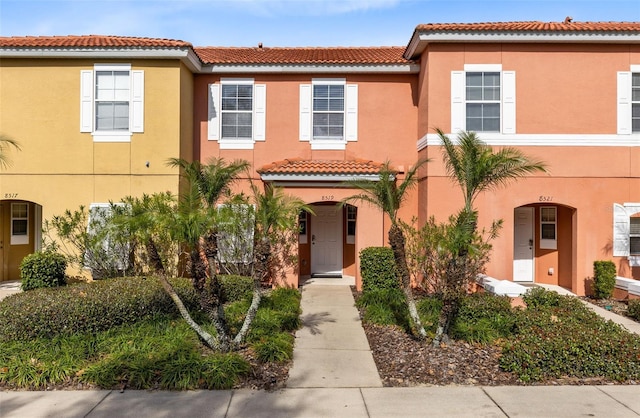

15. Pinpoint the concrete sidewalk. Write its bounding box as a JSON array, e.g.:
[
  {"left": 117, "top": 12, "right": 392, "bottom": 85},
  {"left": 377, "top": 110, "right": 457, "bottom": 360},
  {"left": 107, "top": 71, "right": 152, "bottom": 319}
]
[{"left": 2, "top": 385, "right": 639, "bottom": 417}]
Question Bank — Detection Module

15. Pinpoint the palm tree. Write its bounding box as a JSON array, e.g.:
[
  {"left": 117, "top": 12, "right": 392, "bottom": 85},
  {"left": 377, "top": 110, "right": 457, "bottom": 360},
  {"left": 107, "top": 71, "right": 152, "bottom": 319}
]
[
  {"left": 432, "top": 128, "right": 547, "bottom": 346},
  {"left": 343, "top": 160, "right": 430, "bottom": 339},
  {"left": 165, "top": 157, "right": 249, "bottom": 352},
  {"left": 436, "top": 128, "right": 547, "bottom": 218},
  {"left": 0, "top": 134, "right": 21, "bottom": 169},
  {"left": 233, "top": 182, "right": 311, "bottom": 344},
  {"left": 114, "top": 192, "right": 220, "bottom": 349}
]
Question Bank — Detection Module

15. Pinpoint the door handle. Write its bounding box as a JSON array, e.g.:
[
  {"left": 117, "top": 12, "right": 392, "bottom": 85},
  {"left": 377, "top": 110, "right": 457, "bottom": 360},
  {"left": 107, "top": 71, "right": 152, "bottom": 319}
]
[
  {"left": 311, "top": 234, "right": 315, "bottom": 245},
  {"left": 528, "top": 239, "right": 533, "bottom": 249}
]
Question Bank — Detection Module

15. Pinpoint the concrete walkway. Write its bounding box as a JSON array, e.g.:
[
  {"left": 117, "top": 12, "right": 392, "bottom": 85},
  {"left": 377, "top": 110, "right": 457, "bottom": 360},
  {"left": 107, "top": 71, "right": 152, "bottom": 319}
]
[{"left": 287, "top": 281, "right": 382, "bottom": 388}]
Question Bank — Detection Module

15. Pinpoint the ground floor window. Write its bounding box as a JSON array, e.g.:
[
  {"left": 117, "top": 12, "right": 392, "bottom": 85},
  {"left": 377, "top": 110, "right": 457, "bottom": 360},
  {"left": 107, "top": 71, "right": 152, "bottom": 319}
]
[
  {"left": 10, "top": 203, "right": 28, "bottom": 245},
  {"left": 540, "top": 206, "right": 557, "bottom": 250},
  {"left": 346, "top": 205, "right": 356, "bottom": 244},
  {"left": 631, "top": 217, "right": 640, "bottom": 255}
]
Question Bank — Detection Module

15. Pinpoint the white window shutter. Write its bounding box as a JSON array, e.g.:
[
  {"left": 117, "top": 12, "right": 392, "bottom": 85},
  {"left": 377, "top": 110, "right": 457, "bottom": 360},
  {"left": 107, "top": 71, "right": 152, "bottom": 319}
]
[
  {"left": 345, "top": 84, "right": 358, "bottom": 141},
  {"left": 613, "top": 203, "right": 630, "bottom": 256},
  {"left": 299, "top": 84, "right": 312, "bottom": 141},
  {"left": 451, "top": 71, "right": 465, "bottom": 134},
  {"left": 502, "top": 71, "right": 516, "bottom": 134},
  {"left": 80, "top": 70, "right": 93, "bottom": 132},
  {"left": 617, "top": 72, "right": 632, "bottom": 135},
  {"left": 208, "top": 84, "right": 220, "bottom": 141},
  {"left": 254, "top": 84, "right": 266, "bottom": 141},
  {"left": 130, "top": 70, "right": 144, "bottom": 133}
]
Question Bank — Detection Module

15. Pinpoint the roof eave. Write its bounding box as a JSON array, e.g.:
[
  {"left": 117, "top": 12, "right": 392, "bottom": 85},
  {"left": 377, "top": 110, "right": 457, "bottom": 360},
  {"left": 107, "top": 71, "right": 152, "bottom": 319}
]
[
  {"left": 404, "top": 31, "right": 640, "bottom": 60},
  {"left": 0, "top": 47, "right": 203, "bottom": 72},
  {"left": 200, "top": 63, "right": 420, "bottom": 74}
]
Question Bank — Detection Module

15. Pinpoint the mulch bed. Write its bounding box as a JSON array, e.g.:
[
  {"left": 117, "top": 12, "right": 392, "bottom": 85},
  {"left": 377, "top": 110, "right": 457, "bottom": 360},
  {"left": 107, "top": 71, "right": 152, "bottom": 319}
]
[{"left": 351, "top": 288, "right": 638, "bottom": 387}]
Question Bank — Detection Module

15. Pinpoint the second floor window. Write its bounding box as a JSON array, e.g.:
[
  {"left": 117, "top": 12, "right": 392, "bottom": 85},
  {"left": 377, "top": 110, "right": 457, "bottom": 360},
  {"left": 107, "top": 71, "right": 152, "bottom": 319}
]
[
  {"left": 466, "top": 72, "right": 500, "bottom": 132},
  {"left": 80, "top": 64, "right": 144, "bottom": 141},
  {"left": 95, "top": 70, "right": 130, "bottom": 131},
  {"left": 221, "top": 83, "right": 253, "bottom": 139},
  {"left": 313, "top": 84, "right": 344, "bottom": 139}
]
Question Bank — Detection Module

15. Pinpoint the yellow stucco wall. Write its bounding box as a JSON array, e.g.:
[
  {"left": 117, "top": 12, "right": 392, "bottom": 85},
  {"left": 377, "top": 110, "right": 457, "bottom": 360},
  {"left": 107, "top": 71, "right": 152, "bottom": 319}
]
[{"left": 0, "top": 58, "right": 193, "bottom": 279}]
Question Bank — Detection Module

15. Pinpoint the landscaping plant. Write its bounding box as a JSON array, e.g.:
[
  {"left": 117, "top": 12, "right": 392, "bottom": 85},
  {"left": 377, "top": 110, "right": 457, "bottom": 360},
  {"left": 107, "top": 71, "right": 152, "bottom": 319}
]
[
  {"left": 592, "top": 260, "right": 616, "bottom": 299},
  {"left": 19, "top": 250, "right": 67, "bottom": 291}
]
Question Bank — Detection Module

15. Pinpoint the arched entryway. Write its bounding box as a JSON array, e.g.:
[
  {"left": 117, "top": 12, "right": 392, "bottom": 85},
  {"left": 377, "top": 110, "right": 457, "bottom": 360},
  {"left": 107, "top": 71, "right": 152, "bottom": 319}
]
[
  {"left": 513, "top": 203, "right": 575, "bottom": 290},
  {"left": 0, "top": 200, "right": 42, "bottom": 281},
  {"left": 298, "top": 202, "right": 358, "bottom": 279}
]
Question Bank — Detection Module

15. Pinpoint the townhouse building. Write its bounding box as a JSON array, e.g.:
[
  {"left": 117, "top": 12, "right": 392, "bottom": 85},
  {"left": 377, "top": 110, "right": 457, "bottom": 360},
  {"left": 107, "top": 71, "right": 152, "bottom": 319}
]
[{"left": 1, "top": 20, "right": 639, "bottom": 295}]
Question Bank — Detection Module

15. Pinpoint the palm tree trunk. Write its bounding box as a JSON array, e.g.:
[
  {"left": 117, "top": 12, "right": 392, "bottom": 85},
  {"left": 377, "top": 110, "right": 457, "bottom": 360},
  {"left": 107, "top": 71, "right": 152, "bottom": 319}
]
[
  {"left": 233, "top": 237, "right": 269, "bottom": 344},
  {"left": 190, "top": 248, "right": 231, "bottom": 352},
  {"left": 388, "top": 224, "right": 427, "bottom": 339},
  {"left": 146, "top": 238, "right": 220, "bottom": 350}
]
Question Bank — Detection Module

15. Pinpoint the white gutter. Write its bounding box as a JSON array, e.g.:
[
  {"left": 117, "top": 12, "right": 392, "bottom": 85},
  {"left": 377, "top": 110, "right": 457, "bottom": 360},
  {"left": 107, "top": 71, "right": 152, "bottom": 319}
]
[
  {"left": 0, "top": 48, "right": 204, "bottom": 72},
  {"left": 405, "top": 31, "right": 640, "bottom": 59}
]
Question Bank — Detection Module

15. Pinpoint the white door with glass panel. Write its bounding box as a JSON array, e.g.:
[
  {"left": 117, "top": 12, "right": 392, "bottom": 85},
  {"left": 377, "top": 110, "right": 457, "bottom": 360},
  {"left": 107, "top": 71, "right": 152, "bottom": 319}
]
[
  {"left": 513, "top": 207, "right": 534, "bottom": 282},
  {"left": 311, "top": 205, "right": 342, "bottom": 277}
]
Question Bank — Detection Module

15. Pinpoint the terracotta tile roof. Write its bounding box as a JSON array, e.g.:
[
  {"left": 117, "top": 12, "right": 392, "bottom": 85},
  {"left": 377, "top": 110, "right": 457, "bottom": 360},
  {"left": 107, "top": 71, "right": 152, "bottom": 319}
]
[
  {"left": 0, "top": 35, "right": 192, "bottom": 48},
  {"left": 194, "top": 46, "right": 410, "bottom": 65},
  {"left": 258, "top": 159, "right": 387, "bottom": 175},
  {"left": 414, "top": 21, "right": 640, "bottom": 33}
]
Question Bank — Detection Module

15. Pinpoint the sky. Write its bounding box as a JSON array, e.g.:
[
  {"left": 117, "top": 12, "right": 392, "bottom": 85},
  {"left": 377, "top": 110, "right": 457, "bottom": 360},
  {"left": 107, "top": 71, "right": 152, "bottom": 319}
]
[{"left": 1, "top": 0, "right": 639, "bottom": 48}]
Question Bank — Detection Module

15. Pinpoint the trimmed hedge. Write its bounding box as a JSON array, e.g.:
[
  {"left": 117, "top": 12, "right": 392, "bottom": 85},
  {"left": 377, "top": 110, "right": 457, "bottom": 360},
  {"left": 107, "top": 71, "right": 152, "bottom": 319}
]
[
  {"left": 0, "top": 277, "right": 200, "bottom": 341},
  {"left": 359, "top": 247, "right": 399, "bottom": 293},
  {"left": 20, "top": 251, "right": 67, "bottom": 291},
  {"left": 592, "top": 261, "right": 616, "bottom": 299}
]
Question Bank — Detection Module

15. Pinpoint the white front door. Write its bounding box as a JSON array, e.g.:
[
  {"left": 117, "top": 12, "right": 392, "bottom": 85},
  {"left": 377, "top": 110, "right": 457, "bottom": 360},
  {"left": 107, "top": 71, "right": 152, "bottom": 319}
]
[
  {"left": 513, "top": 207, "right": 534, "bottom": 282},
  {"left": 311, "top": 205, "right": 342, "bottom": 277}
]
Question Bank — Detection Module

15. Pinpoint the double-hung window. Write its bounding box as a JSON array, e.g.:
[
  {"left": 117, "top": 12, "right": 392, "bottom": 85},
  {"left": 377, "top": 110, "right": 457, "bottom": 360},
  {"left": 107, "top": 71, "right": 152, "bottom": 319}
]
[
  {"left": 613, "top": 203, "right": 640, "bottom": 265},
  {"left": 617, "top": 66, "right": 640, "bottom": 134},
  {"left": 208, "top": 79, "right": 266, "bottom": 149},
  {"left": 313, "top": 83, "right": 345, "bottom": 139},
  {"left": 466, "top": 72, "right": 501, "bottom": 132},
  {"left": 451, "top": 65, "right": 515, "bottom": 134},
  {"left": 300, "top": 79, "right": 358, "bottom": 150},
  {"left": 80, "top": 64, "right": 144, "bottom": 141}
]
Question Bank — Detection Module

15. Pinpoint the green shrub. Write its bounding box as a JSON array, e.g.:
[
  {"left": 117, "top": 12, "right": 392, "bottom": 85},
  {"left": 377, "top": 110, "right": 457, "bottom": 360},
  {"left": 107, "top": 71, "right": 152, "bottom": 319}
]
[
  {"left": 522, "top": 287, "right": 567, "bottom": 309},
  {"left": 359, "top": 247, "right": 399, "bottom": 293},
  {"left": 20, "top": 251, "right": 67, "bottom": 291},
  {"left": 628, "top": 299, "right": 640, "bottom": 321},
  {"left": 450, "top": 293, "right": 516, "bottom": 344},
  {"left": 356, "top": 288, "right": 410, "bottom": 330},
  {"left": 592, "top": 261, "right": 616, "bottom": 299},
  {"left": 252, "top": 332, "right": 294, "bottom": 363},
  {"left": 0, "top": 277, "right": 199, "bottom": 341},
  {"left": 501, "top": 293, "right": 640, "bottom": 382},
  {"left": 219, "top": 275, "right": 254, "bottom": 302}
]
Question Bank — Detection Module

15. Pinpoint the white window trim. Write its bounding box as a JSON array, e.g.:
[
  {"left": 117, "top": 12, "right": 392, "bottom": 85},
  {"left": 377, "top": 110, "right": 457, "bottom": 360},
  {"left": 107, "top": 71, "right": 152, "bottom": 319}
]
[
  {"left": 10, "top": 203, "right": 28, "bottom": 245},
  {"left": 618, "top": 65, "right": 640, "bottom": 135},
  {"left": 451, "top": 64, "right": 515, "bottom": 135},
  {"left": 539, "top": 206, "right": 557, "bottom": 250},
  {"left": 80, "top": 64, "right": 144, "bottom": 142},
  {"left": 299, "top": 78, "right": 358, "bottom": 150},
  {"left": 613, "top": 202, "right": 640, "bottom": 258},
  {"left": 207, "top": 78, "right": 266, "bottom": 150}
]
